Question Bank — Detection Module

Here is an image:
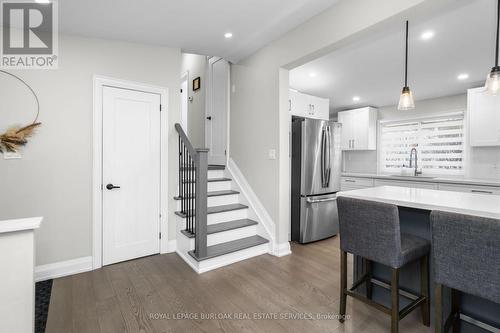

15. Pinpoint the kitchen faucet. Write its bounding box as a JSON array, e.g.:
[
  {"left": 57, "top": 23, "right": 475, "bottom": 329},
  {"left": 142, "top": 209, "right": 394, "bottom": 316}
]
[{"left": 409, "top": 148, "right": 422, "bottom": 176}]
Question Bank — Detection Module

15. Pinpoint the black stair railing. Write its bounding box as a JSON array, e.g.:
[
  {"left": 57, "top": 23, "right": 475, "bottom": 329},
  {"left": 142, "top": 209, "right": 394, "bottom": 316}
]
[{"left": 175, "top": 123, "right": 208, "bottom": 258}]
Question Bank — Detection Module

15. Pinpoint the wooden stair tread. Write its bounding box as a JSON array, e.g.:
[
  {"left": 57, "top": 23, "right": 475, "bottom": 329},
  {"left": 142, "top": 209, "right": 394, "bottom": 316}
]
[
  {"left": 182, "top": 177, "right": 231, "bottom": 183},
  {"left": 174, "top": 190, "right": 239, "bottom": 200},
  {"left": 180, "top": 219, "right": 258, "bottom": 238},
  {"left": 175, "top": 203, "right": 248, "bottom": 218},
  {"left": 188, "top": 235, "right": 269, "bottom": 261},
  {"left": 180, "top": 165, "right": 226, "bottom": 171}
]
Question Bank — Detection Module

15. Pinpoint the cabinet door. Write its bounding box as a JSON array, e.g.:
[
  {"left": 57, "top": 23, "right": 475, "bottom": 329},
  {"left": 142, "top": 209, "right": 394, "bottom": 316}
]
[
  {"left": 290, "top": 91, "right": 310, "bottom": 117},
  {"left": 374, "top": 179, "right": 438, "bottom": 190},
  {"left": 337, "top": 111, "right": 353, "bottom": 150},
  {"left": 469, "top": 88, "right": 500, "bottom": 146},
  {"left": 313, "top": 97, "right": 330, "bottom": 120},
  {"left": 352, "top": 109, "right": 369, "bottom": 150}
]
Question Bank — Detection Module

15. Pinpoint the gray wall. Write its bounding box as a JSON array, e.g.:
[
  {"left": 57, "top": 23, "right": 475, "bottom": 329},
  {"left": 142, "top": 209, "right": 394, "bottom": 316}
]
[
  {"left": 230, "top": 0, "right": 428, "bottom": 245},
  {"left": 181, "top": 53, "right": 207, "bottom": 148},
  {"left": 0, "top": 35, "right": 181, "bottom": 266},
  {"left": 342, "top": 93, "right": 500, "bottom": 179}
]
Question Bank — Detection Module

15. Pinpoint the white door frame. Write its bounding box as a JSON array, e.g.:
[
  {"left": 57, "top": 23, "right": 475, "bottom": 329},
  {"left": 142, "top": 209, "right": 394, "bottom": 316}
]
[
  {"left": 180, "top": 71, "right": 189, "bottom": 133},
  {"left": 92, "top": 75, "right": 169, "bottom": 270},
  {"left": 205, "top": 57, "right": 230, "bottom": 165}
]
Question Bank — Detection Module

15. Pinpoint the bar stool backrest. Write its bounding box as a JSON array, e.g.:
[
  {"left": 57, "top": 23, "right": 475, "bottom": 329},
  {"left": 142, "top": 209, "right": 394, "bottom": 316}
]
[
  {"left": 431, "top": 210, "right": 500, "bottom": 304},
  {"left": 337, "top": 197, "right": 402, "bottom": 268}
]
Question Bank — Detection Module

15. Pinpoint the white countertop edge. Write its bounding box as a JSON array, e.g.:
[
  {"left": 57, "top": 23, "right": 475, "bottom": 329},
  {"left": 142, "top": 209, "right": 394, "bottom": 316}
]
[
  {"left": 341, "top": 173, "right": 500, "bottom": 187},
  {"left": 338, "top": 187, "right": 500, "bottom": 220},
  {"left": 0, "top": 217, "right": 43, "bottom": 234}
]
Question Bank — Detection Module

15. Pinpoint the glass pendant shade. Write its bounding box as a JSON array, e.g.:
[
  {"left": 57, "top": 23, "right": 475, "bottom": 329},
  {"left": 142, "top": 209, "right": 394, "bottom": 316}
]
[
  {"left": 486, "top": 67, "right": 500, "bottom": 95},
  {"left": 398, "top": 86, "right": 415, "bottom": 110}
]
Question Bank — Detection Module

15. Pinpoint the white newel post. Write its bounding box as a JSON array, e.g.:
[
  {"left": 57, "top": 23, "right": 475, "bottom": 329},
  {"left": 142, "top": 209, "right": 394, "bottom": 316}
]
[{"left": 0, "top": 217, "right": 42, "bottom": 333}]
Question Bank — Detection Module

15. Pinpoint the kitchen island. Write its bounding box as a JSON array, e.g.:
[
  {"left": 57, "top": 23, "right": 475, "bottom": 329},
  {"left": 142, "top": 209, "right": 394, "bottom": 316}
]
[{"left": 337, "top": 186, "right": 500, "bottom": 333}]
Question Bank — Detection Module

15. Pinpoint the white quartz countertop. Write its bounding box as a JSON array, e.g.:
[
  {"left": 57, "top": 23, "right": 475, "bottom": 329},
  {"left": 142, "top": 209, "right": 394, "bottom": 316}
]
[
  {"left": 338, "top": 186, "right": 500, "bottom": 219},
  {"left": 341, "top": 172, "right": 500, "bottom": 187},
  {"left": 0, "top": 217, "right": 43, "bottom": 234}
]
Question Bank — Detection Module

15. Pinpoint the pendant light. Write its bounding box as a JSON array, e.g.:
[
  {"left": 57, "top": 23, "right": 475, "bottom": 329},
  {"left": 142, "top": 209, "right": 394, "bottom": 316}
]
[
  {"left": 398, "top": 20, "right": 415, "bottom": 110},
  {"left": 486, "top": 0, "right": 500, "bottom": 94}
]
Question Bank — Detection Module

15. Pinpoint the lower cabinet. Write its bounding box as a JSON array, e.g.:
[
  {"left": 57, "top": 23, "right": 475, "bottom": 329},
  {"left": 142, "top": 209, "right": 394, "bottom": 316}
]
[
  {"left": 438, "top": 183, "right": 500, "bottom": 195},
  {"left": 341, "top": 176, "right": 500, "bottom": 194},
  {"left": 374, "top": 179, "right": 439, "bottom": 190}
]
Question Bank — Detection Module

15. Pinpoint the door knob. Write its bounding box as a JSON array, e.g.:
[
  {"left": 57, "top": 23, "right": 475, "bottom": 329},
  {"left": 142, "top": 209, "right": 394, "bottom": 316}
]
[
  {"left": 206, "top": 116, "right": 212, "bottom": 120},
  {"left": 106, "top": 184, "right": 121, "bottom": 190}
]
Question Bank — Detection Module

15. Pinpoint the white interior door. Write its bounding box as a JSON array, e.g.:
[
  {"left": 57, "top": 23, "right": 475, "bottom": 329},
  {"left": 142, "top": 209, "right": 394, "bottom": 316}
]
[
  {"left": 102, "top": 86, "right": 161, "bottom": 265},
  {"left": 181, "top": 77, "right": 188, "bottom": 133},
  {"left": 206, "top": 57, "right": 229, "bottom": 165}
]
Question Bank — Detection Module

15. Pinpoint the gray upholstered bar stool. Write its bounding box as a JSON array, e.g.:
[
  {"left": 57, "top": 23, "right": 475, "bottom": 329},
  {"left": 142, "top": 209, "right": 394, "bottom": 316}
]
[
  {"left": 337, "top": 197, "right": 431, "bottom": 333},
  {"left": 431, "top": 211, "right": 500, "bottom": 333}
]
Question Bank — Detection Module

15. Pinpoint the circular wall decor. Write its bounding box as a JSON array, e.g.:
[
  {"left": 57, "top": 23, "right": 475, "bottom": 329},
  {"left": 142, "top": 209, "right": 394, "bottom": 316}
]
[{"left": 0, "top": 70, "right": 42, "bottom": 154}]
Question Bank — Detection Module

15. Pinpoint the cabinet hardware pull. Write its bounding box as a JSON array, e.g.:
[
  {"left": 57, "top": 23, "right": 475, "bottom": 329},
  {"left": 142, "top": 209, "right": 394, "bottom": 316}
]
[{"left": 471, "top": 190, "right": 493, "bottom": 194}]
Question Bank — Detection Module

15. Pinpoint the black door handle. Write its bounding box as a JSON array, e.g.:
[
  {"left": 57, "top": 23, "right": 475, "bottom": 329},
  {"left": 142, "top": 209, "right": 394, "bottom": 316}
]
[
  {"left": 106, "top": 184, "right": 121, "bottom": 190},
  {"left": 206, "top": 116, "right": 212, "bottom": 120}
]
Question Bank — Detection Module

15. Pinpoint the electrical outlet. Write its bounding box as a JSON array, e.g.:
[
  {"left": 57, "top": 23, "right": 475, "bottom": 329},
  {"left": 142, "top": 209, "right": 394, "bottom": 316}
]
[
  {"left": 268, "top": 149, "right": 277, "bottom": 160},
  {"left": 231, "top": 84, "right": 236, "bottom": 93}
]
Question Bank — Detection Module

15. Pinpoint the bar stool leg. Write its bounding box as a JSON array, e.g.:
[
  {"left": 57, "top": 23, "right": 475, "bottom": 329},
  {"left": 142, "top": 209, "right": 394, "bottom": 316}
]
[
  {"left": 391, "top": 268, "right": 399, "bottom": 333},
  {"left": 339, "top": 250, "right": 347, "bottom": 323},
  {"left": 365, "top": 259, "right": 373, "bottom": 300},
  {"left": 435, "top": 283, "right": 443, "bottom": 333},
  {"left": 420, "top": 255, "right": 430, "bottom": 326},
  {"left": 451, "top": 289, "right": 461, "bottom": 333}
]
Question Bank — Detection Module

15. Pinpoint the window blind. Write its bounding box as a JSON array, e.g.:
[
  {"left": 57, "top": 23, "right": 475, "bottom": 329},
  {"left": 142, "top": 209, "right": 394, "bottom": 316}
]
[{"left": 379, "top": 115, "right": 465, "bottom": 175}]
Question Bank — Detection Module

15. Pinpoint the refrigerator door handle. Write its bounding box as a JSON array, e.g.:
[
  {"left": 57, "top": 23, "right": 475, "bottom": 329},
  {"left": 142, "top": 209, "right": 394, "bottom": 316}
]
[
  {"left": 320, "top": 127, "right": 326, "bottom": 187},
  {"left": 307, "top": 197, "right": 337, "bottom": 204},
  {"left": 326, "top": 125, "right": 332, "bottom": 187}
]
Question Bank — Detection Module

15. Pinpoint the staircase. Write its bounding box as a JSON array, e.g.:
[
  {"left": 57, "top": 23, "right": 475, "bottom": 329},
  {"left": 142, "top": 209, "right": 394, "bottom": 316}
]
[{"left": 174, "top": 124, "right": 270, "bottom": 273}]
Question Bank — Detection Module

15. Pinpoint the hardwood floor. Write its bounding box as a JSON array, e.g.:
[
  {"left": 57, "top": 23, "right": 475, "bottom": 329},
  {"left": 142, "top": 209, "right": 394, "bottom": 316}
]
[{"left": 46, "top": 237, "right": 433, "bottom": 333}]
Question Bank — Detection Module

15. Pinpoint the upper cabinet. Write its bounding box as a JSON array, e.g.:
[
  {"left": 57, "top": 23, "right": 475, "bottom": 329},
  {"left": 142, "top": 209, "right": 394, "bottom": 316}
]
[
  {"left": 468, "top": 87, "right": 500, "bottom": 147},
  {"left": 289, "top": 90, "right": 330, "bottom": 120},
  {"left": 337, "top": 107, "right": 378, "bottom": 151}
]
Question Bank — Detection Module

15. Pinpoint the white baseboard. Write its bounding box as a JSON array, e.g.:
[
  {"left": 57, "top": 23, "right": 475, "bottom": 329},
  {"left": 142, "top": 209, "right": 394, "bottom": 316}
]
[
  {"left": 227, "top": 158, "right": 276, "bottom": 245},
  {"left": 271, "top": 242, "right": 292, "bottom": 257},
  {"left": 35, "top": 256, "right": 93, "bottom": 282}
]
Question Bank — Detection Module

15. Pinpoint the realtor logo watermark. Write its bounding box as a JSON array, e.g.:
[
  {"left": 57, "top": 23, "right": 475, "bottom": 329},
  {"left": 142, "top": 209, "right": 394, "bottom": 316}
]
[{"left": 1, "top": 0, "right": 58, "bottom": 69}]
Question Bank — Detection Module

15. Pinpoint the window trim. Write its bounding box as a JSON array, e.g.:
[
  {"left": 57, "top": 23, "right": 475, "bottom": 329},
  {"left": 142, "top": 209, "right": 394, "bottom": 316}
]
[{"left": 376, "top": 110, "right": 467, "bottom": 176}]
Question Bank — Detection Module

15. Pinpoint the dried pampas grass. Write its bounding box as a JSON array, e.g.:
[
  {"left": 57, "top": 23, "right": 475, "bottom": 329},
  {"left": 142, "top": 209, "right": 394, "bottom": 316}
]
[{"left": 0, "top": 122, "right": 41, "bottom": 153}]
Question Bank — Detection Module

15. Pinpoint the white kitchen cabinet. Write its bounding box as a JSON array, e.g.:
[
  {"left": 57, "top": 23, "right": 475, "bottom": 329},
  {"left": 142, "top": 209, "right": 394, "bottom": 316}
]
[
  {"left": 468, "top": 87, "right": 500, "bottom": 147},
  {"left": 374, "top": 179, "right": 438, "bottom": 190},
  {"left": 438, "top": 183, "right": 500, "bottom": 195},
  {"left": 289, "top": 90, "right": 329, "bottom": 120},
  {"left": 337, "top": 107, "right": 377, "bottom": 151},
  {"left": 340, "top": 177, "right": 374, "bottom": 191}
]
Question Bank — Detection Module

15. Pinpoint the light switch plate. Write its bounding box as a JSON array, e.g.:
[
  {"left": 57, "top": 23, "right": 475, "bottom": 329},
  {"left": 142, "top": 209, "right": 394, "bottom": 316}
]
[
  {"left": 268, "top": 149, "right": 276, "bottom": 160},
  {"left": 3, "top": 151, "right": 22, "bottom": 159},
  {"left": 231, "top": 85, "right": 236, "bottom": 93}
]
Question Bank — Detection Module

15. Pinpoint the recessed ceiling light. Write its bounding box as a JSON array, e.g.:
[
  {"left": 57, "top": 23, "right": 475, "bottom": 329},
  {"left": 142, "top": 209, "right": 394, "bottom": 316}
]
[
  {"left": 309, "top": 73, "right": 317, "bottom": 78},
  {"left": 352, "top": 96, "right": 361, "bottom": 102},
  {"left": 457, "top": 73, "right": 469, "bottom": 80},
  {"left": 420, "top": 30, "right": 435, "bottom": 40},
  {"left": 224, "top": 33, "right": 233, "bottom": 39}
]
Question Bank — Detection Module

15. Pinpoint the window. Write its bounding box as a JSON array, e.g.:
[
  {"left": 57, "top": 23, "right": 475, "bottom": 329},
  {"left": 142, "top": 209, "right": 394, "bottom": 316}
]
[{"left": 379, "top": 114, "right": 465, "bottom": 176}]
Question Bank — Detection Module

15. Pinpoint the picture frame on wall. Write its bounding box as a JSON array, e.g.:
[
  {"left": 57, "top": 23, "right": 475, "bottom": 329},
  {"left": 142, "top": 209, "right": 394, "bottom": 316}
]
[{"left": 193, "top": 77, "right": 201, "bottom": 91}]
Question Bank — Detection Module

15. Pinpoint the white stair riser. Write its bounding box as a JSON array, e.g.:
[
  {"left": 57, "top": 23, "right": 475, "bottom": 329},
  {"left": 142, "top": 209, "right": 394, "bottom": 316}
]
[
  {"left": 208, "top": 170, "right": 225, "bottom": 178},
  {"left": 208, "top": 209, "right": 248, "bottom": 225},
  {"left": 208, "top": 194, "right": 239, "bottom": 206},
  {"left": 197, "top": 243, "right": 269, "bottom": 273},
  {"left": 208, "top": 181, "right": 231, "bottom": 192},
  {"left": 185, "top": 225, "right": 257, "bottom": 248}
]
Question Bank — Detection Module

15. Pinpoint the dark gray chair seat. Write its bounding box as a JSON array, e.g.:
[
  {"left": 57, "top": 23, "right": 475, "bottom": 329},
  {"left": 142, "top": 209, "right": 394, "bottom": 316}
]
[
  {"left": 337, "top": 197, "right": 430, "bottom": 333},
  {"left": 400, "top": 233, "right": 430, "bottom": 268}
]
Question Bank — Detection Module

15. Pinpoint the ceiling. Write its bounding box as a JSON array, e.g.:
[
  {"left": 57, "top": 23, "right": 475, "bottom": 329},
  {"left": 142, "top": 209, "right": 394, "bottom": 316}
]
[
  {"left": 290, "top": 0, "right": 496, "bottom": 114},
  {"left": 58, "top": 0, "right": 339, "bottom": 63}
]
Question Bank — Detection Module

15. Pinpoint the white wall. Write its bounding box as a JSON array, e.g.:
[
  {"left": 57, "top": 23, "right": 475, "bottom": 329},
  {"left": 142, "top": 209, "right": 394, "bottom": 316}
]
[
  {"left": 0, "top": 35, "right": 181, "bottom": 266},
  {"left": 342, "top": 93, "right": 500, "bottom": 179},
  {"left": 181, "top": 53, "right": 207, "bottom": 148},
  {"left": 230, "top": 0, "right": 432, "bottom": 245}
]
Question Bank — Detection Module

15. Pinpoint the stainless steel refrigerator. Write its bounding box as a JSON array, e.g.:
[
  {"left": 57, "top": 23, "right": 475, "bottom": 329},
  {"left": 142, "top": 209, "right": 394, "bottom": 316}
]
[{"left": 291, "top": 117, "right": 342, "bottom": 243}]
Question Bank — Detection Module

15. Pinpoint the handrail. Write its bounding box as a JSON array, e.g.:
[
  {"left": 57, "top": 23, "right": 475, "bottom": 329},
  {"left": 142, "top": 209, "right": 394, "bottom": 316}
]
[{"left": 175, "top": 123, "right": 208, "bottom": 259}]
